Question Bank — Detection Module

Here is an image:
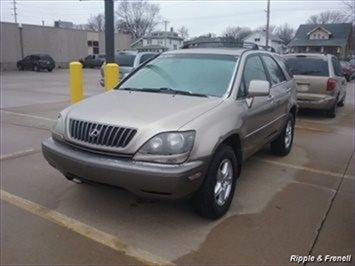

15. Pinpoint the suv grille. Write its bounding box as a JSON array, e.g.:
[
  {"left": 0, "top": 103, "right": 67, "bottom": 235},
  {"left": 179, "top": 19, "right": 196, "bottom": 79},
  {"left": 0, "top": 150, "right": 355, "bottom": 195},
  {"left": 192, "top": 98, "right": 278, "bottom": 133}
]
[{"left": 69, "top": 119, "right": 137, "bottom": 148}]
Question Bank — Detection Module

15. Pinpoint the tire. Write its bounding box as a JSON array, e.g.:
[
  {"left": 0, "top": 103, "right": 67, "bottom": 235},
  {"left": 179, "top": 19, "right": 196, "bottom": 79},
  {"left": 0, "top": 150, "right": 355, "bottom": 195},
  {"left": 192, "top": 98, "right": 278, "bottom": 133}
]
[
  {"left": 17, "top": 64, "right": 23, "bottom": 71},
  {"left": 326, "top": 99, "right": 337, "bottom": 118},
  {"left": 48, "top": 68, "right": 53, "bottom": 72},
  {"left": 337, "top": 93, "right": 345, "bottom": 107},
  {"left": 270, "top": 113, "right": 295, "bottom": 156},
  {"left": 194, "top": 144, "right": 238, "bottom": 219},
  {"left": 33, "top": 65, "right": 40, "bottom": 72}
]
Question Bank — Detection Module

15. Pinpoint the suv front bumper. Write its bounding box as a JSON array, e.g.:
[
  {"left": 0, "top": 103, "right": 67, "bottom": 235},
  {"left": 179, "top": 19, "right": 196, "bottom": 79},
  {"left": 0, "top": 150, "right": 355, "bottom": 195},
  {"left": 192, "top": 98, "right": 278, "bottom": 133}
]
[{"left": 42, "top": 138, "right": 206, "bottom": 199}]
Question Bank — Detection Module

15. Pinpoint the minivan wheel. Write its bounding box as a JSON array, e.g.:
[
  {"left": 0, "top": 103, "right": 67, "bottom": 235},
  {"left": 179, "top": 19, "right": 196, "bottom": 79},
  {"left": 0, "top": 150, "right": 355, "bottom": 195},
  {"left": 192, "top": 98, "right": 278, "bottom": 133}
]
[
  {"left": 17, "top": 64, "right": 23, "bottom": 71},
  {"left": 194, "top": 144, "right": 238, "bottom": 219},
  {"left": 326, "top": 100, "right": 337, "bottom": 118},
  {"left": 270, "top": 113, "right": 294, "bottom": 156}
]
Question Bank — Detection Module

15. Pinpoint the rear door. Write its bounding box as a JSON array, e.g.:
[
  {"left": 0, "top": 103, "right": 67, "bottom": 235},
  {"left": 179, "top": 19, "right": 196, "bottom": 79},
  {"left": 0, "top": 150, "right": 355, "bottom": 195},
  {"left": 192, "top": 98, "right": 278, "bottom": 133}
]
[
  {"left": 239, "top": 54, "right": 276, "bottom": 157},
  {"left": 261, "top": 54, "right": 290, "bottom": 133}
]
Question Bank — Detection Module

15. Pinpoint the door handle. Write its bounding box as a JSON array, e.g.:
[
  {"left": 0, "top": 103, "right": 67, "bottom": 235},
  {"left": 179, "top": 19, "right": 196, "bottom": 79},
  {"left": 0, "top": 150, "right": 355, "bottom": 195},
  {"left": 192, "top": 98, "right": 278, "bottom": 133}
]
[
  {"left": 267, "top": 95, "right": 274, "bottom": 102},
  {"left": 286, "top": 87, "right": 292, "bottom": 93}
]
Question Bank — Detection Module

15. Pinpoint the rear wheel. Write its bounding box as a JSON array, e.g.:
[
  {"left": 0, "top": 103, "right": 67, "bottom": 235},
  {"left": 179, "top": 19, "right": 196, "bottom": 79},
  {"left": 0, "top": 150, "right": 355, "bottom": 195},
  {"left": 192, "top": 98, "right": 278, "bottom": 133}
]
[
  {"left": 270, "top": 113, "right": 294, "bottom": 156},
  {"left": 33, "top": 65, "right": 40, "bottom": 72},
  {"left": 17, "top": 64, "right": 23, "bottom": 71},
  {"left": 194, "top": 144, "right": 238, "bottom": 219},
  {"left": 337, "top": 94, "right": 345, "bottom": 107},
  {"left": 48, "top": 68, "right": 53, "bottom": 72},
  {"left": 326, "top": 99, "right": 337, "bottom": 118}
]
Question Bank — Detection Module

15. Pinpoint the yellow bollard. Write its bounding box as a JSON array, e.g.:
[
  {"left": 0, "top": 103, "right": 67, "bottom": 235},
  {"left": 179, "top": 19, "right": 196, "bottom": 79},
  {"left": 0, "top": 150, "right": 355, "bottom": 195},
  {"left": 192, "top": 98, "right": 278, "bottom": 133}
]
[
  {"left": 69, "top": 62, "right": 83, "bottom": 104},
  {"left": 104, "top": 63, "right": 119, "bottom": 91}
]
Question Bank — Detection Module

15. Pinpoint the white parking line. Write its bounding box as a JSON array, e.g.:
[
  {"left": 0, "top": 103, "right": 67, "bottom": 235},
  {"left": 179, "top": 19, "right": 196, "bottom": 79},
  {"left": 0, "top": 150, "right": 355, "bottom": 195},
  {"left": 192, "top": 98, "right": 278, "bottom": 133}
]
[
  {"left": 0, "top": 189, "right": 174, "bottom": 266},
  {"left": 0, "top": 148, "right": 41, "bottom": 161},
  {"left": 254, "top": 158, "right": 353, "bottom": 180},
  {"left": 1, "top": 110, "right": 56, "bottom": 122}
]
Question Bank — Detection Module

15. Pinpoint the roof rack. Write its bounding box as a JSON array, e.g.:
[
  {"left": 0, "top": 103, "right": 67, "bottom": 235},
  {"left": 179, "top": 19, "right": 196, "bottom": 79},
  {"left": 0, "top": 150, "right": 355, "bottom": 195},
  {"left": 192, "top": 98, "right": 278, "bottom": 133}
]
[{"left": 181, "top": 41, "right": 259, "bottom": 50}]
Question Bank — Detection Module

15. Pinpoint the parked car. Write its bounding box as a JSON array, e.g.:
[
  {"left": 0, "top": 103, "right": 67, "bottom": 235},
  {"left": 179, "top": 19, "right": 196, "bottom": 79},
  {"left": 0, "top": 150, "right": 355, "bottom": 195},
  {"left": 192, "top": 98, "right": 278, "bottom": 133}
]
[
  {"left": 17, "top": 54, "right": 55, "bottom": 72},
  {"left": 42, "top": 42, "right": 297, "bottom": 219},
  {"left": 340, "top": 61, "right": 354, "bottom": 81},
  {"left": 284, "top": 53, "right": 347, "bottom": 118},
  {"left": 99, "top": 51, "right": 158, "bottom": 86},
  {"left": 79, "top": 54, "right": 106, "bottom": 68}
]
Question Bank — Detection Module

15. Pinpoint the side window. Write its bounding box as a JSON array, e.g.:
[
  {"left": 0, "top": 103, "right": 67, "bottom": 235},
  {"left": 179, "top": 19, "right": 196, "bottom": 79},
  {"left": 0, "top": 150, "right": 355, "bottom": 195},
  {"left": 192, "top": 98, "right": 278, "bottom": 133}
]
[
  {"left": 332, "top": 57, "right": 342, "bottom": 77},
  {"left": 239, "top": 55, "right": 268, "bottom": 97},
  {"left": 262, "top": 55, "right": 286, "bottom": 85}
]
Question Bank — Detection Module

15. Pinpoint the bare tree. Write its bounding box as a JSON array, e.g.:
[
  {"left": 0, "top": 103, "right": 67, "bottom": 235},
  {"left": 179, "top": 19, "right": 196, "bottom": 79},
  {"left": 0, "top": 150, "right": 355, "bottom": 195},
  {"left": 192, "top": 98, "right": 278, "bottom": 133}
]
[
  {"left": 177, "top": 26, "right": 189, "bottom": 40},
  {"left": 342, "top": 0, "right": 354, "bottom": 23},
  {"left": 222, "top": 26, "right": 252, "bottom": 41},
  {"left": 274, "top": 23, "right": 295, "bottom": 45},
  {"left": 307, "top": 10, "right": 351, "bottom": 24},
  {"left": 116, "top": 0, "right": 161, "bottom": 39},
  {"left": 86, "top": 13, "right": 105, "bottom": 32}
]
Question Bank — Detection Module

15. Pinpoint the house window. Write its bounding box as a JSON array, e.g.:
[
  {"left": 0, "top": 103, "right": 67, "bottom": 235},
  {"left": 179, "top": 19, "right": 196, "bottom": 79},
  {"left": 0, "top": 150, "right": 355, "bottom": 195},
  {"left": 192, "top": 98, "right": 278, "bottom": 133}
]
[
  {"left": 254, "top": 38, "right": 260, "bottom": 42},
  {"left": 93, "top": 41, "right": 99, "bottom": 46},
  {"left": 173, "top": 44, "right": 177, "bottom": 50},
  {"left": 170, "top": 39, "right": 172, "bottom": 44},
  {"left": 147, "top": 39, "right": 152, "bottom": 44},
  {"left": 88, "top": 41, "right": 93, "bottom": 46}
]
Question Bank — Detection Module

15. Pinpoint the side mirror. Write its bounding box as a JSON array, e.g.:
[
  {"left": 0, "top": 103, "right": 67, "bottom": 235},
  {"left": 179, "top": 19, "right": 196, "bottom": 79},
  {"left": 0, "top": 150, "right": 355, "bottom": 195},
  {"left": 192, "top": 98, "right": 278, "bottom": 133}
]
[{"left": 248, "top": 80, "right": 270, "bottom": 97}]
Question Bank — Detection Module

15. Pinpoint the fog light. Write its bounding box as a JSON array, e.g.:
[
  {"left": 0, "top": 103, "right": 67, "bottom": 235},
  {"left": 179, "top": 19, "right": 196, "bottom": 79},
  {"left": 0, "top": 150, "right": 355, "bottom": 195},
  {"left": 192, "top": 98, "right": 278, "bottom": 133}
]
[{"left": 188, "top": 172, "right": 201, "bottom": 180}]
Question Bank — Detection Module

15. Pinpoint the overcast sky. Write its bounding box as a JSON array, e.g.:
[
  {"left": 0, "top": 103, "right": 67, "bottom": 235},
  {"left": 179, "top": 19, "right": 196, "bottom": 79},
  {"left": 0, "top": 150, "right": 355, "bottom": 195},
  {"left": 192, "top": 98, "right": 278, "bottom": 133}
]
[{"left": 0, "top": 0, "right": 350, "bottom": 37}]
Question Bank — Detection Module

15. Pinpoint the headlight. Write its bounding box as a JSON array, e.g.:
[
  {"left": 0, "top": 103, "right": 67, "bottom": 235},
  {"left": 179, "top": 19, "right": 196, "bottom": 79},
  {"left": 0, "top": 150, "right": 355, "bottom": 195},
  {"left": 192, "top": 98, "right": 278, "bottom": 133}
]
[
  {"left": 134, "top": 131, "right": 195, "bottom": 164},
  {"left": 51, "top": 113, "right": 65, "bottom": 141}
]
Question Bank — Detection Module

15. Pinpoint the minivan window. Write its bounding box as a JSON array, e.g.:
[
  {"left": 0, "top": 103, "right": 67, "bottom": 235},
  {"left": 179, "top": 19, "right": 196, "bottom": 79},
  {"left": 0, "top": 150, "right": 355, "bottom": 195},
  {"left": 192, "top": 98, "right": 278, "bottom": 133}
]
[
  {"left": 331, "top": 57, "right": 342, "bottom": 77},
  {"left": 139, "top": 54, "right": 156, "bottom": 64},
  {"left": 115, "top": 54, "right": 136, "bottom": 67},
  {"left": 119, "top": 54, "right": 237, "bottom": 97},
  {"left": 285, "top": 58, "right": 329, "bottom": 76},
  {"left": 40, "top": 55, "right": 52, "bottom": 61}
]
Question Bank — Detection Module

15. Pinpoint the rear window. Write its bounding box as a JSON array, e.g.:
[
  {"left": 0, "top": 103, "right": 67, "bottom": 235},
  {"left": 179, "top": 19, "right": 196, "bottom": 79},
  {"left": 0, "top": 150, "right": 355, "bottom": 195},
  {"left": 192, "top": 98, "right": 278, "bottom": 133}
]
[
  {"left": 139, "top": 54, "right": 156, "bottom": 64},
  {"left": 114, "top": 54, "right": 135, "bottom": 67},
  {"left": 39, "top": 55, "right": 53, "bottom": 61},
  {"left": 285, "top": 57, "right": 329, "bottom": 76}
]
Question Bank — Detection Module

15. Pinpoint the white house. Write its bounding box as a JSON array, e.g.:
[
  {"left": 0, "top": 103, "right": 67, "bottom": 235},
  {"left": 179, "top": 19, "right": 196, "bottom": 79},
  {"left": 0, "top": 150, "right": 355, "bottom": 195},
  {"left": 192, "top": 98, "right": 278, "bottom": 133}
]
[
  {"left": 131, "top": 27, "right": 184, "bottom": 52},
  {"left": 243, "top": 31, "right": 286, "bottom": 54}
]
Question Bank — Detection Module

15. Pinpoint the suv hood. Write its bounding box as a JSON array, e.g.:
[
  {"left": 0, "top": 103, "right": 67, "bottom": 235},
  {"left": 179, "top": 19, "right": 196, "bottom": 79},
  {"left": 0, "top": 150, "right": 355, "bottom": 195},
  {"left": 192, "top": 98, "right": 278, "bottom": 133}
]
[{"left": 67, "top": 90, "right": 223, "bottom": 132}]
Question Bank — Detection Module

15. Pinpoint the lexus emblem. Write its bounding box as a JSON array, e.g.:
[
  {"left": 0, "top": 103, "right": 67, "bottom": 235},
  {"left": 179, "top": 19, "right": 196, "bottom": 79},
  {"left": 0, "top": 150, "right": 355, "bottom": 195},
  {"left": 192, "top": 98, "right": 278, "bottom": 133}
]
[{"left": 89, "top": 128, "right": 100, "bottom": 137}]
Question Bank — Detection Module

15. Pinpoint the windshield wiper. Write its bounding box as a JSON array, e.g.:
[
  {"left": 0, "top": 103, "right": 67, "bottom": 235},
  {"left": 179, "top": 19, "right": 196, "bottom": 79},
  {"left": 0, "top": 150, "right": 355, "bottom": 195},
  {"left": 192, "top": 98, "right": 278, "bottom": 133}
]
[
  {"left": 119, "top": 87, "right": 208, "bottom": 97},
  {"left": 145, "top": 87, "right": 208, "bottom": 97}
]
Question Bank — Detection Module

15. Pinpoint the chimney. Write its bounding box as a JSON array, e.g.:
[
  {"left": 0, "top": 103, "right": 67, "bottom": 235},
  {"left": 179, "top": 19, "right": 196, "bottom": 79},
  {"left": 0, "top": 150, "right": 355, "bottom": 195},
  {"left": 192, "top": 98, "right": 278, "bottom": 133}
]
[{"left": 170, "top": 27, "right": 173, "bottom": 32}]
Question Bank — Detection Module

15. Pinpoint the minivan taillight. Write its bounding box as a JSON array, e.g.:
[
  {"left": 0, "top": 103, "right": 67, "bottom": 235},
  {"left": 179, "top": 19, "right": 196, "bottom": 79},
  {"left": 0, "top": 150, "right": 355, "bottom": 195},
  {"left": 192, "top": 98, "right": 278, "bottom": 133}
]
[{"left": 327, "top": 78, "right": 336, "bottom": 91}]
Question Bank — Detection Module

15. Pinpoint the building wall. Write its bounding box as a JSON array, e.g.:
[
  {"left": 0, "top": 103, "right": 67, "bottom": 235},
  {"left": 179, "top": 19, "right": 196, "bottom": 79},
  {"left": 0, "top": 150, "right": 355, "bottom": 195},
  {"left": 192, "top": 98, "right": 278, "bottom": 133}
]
[
  {"left": 98, "top": 32, "right": 132, "bottom": 53},
  {"left": 243, "top": 32, "right": 285, "bottom": 54},
  {"left": 309, "top": 29, "right": 329, "bottom": 40},
  {"left": 0, "top": 22, "right": 22, "bottom": 68},
  {"left": 142, "top": 38, "right": 182, "bottom": 50},
  {"left": 1, "top": 22, "right": 132, "bottom": 70}
]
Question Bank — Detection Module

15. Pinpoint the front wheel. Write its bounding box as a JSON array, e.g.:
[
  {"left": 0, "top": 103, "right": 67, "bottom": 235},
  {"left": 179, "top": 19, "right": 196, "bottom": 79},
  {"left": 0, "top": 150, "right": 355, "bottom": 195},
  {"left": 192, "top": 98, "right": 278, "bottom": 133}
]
[
  {"left": 194, "top": 144, "right": 238, "bottom": 219},
  {"left": 17, "top": 64, "right": 23, "bottom": 71},
  {"left": 270, "top": 114, "right": 295, "bottom": 156}
]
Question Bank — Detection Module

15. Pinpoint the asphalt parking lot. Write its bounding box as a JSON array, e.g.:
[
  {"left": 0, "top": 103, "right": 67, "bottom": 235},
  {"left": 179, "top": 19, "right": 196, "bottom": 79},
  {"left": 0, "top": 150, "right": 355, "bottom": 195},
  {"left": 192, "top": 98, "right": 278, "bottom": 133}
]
[{"left": 1, "top": 69, "right": 354, "bottom": 265}]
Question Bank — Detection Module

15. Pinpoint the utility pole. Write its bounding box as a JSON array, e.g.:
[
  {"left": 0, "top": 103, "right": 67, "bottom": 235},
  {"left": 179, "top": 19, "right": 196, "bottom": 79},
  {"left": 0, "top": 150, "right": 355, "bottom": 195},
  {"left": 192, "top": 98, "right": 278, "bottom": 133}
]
[
  {"left": 105, "top": 0, "right": 115, "bottom": 63},
  {"left": 11, "top": 0, "right": 18, "bottom": 24},
  {"left": 163, "top": 20, "right": 168, "bottom": 50},
  {"left": 265, "top": 0, "right": 270, "bottom": 47}
]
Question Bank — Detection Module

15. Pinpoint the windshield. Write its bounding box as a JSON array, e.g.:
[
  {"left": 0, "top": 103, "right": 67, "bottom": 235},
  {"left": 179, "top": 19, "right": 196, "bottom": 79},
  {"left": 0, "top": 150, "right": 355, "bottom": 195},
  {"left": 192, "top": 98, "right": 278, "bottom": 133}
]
[
  {"left": 118, "top": 54, "right": 238, "bottom": 97},
  {"left": 285, "top": 57, "right": 329, "bottom": 76}
]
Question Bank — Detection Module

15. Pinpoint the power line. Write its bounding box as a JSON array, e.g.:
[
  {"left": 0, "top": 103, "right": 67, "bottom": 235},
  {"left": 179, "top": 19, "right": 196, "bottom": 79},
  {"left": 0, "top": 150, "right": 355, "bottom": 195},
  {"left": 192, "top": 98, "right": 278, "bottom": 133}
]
[{"left": 11, "top": 0, "right": 18, "bottom": 24}]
